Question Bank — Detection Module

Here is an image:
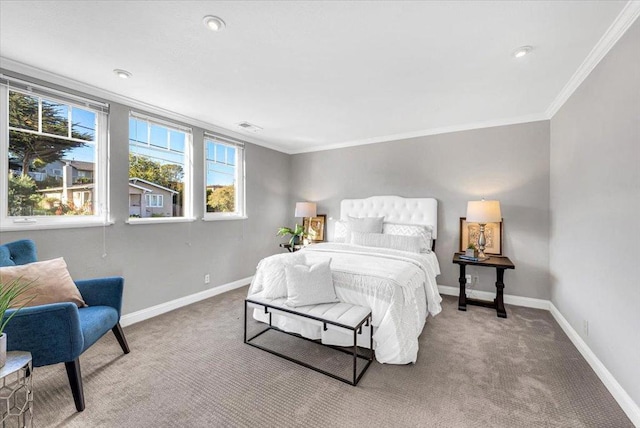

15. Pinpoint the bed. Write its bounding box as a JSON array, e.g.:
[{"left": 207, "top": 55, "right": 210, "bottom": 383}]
[{"left": 247, "top": 196, "right": 442, "bottom": 364}]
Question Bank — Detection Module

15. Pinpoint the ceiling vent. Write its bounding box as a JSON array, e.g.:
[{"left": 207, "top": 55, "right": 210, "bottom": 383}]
[{"left": 236, "top": 121, "right": 263, "bottom": 133}]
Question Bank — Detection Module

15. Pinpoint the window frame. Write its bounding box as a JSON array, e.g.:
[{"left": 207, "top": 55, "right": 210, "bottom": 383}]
[
  {"left": 203, "top": 132, "right": 246, "bottom": 221},
  {"left": 145, "top": 194, "right": 164, "bottom": 208},
  {"left": 0, "top": 78, "right": 110, "bottom": 231},
  {"left": 126, "top": 111, "right": 194, "bottom": 225}
]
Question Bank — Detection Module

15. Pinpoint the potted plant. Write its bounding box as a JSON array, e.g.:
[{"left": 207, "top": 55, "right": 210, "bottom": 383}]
[
  {"left": 277, "top": 224, "right": 306, "bottom": 246},
  {"left": 0, "top": 277, "right": 34, "bottom": 367},
  {"left": 465, "top": 242, "right": 479, "bottom": 258}
]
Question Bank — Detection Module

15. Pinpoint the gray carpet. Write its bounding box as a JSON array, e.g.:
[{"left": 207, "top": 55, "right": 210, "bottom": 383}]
[{"left": 31, "top": 286, "right": 632, "bottom": 427}]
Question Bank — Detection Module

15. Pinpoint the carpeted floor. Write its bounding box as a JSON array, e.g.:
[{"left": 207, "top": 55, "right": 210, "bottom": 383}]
[{"left": 31, "top": 286, "right": 632, "bottom": 427}]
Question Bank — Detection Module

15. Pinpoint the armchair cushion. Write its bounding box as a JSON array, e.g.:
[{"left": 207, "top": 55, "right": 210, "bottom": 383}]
[
  {"left": 0, "top": 257, "right": 86, "bottom": 308},
  {"left": 79, "top": 306, "right": 119, "bottom": 350}
]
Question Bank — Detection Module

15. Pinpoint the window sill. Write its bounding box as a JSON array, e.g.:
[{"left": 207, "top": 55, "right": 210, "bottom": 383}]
[
  {"left": 0, "top": 219, "right": 114, "bottom": 232},
  {"left": 202, "top": 215, "right": 248, "bottom": 222},
  {"left": 126, "top": 217, "right": 197, "bottom": 225}
]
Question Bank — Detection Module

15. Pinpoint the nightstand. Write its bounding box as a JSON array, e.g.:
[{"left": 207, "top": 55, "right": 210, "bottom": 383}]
[
  {"left": 279, "top": 243, "right": 303, "bottom": 253},
  {"left": 452, "top": 253, "right": 515, "bottom": 318}
]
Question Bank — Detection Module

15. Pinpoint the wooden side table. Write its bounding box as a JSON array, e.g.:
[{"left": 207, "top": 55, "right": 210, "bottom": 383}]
[
  {"left": 0, "top": 351, "right": 33, "bottom": 427},
  {"left": 452, "top": 253, "right": 515, "bottom": 318}
]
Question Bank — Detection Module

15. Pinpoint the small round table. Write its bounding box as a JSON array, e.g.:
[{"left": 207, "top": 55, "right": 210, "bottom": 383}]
[{"left": 0, "top": 351, "right": 33, "bottom": 428}]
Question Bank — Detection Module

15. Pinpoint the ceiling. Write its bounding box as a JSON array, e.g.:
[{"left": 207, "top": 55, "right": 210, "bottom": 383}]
[{"left": 0, "top": 1, "right": 635, "bottom": 153}]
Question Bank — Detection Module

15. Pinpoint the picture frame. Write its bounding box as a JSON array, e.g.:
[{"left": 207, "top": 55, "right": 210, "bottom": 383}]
[
  {"left": 304, "top": 215, "right": 326, "bottom": 242},
  {"left": 459, "top": 217, "right": 503, "bottom": 255}
]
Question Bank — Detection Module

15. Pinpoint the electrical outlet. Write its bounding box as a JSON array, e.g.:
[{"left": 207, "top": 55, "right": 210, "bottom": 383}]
[
  {"left": 583, "top": 320, "right": 589, "bottom": 336},
  {"left": 204, "top": 274, "right": 210, "bottom": 284},
  {"left": 465, "top": 274, "right": 472, "bottom": 284}
]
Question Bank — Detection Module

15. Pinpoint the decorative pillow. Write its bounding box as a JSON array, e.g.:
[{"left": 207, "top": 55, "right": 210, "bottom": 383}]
[
  {"left": 0, "top": 257, "right": 86, "bottom": 308},
  {"left": 382, "top": 223, "right": 433, "bottom": 252},
  {"left": 285, "top": 259, "right": 338, "bottom": 307},
  {"left": 259, "top": 252, "right": 307, "bottom": 299},
  {"left": 347, "top": 216, "right": 385, "bottom": 234},
  {"left": 350, "top": 231, "right": 422, "bottom": 253},
  {"left": 333, "top": 220, "right": 349, "bottom": 243}
]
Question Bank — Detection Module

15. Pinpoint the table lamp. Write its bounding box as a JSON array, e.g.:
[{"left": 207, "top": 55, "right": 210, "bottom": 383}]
[
  {"left": 295, "top": 202, "right": 317, "bottom": 219},
  {"left": 466, "top": 199, "right": 501, "bottom": 258},
  {"left": 295, "top": 202, "right": 316, "bottom": 244}
]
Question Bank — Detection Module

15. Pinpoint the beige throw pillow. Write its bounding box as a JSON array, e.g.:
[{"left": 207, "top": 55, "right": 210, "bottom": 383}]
[{"left": 0, "top": 258, "right": 86, "bottom": 308}]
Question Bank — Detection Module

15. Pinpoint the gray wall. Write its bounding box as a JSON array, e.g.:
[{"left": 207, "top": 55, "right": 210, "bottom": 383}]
[
  {"left": 291, "top": 121, "right": 551, "bottom": 299},
  {"left": 1, "top": 81, "right": 291, "bottom": 315},
  {"left": 550, "top": 19, "right": 640, "bottom": 406}
]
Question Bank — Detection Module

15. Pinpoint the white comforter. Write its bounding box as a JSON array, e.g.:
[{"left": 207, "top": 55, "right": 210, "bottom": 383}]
[{"left": 248, "top": 243, "right": 441, "bottom": 364}]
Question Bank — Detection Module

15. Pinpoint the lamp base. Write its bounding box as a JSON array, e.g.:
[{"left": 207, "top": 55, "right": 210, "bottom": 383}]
[{"left": 478, "top": 224, "right": 487, "bottom": 258}]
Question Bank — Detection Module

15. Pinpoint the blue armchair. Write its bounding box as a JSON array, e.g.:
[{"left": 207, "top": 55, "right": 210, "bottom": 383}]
[{"left": 0, "top": 239, "right": 130, "bottom": 412}]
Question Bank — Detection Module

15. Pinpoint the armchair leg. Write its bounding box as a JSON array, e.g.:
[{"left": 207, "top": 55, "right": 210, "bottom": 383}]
[
  {"left": 112, "top": 323, "right": 130, "bottom": 354},
  {"left": 65, "top": 359, "right": 85, "bottom": 412}
]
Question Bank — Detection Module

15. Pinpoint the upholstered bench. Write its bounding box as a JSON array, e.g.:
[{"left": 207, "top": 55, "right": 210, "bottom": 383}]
[{"left": 244, "top": 296, "right": 373, "bottom": 385}]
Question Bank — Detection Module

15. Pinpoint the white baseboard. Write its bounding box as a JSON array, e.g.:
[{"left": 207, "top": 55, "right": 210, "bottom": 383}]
[
  {"left": 120, "top": 276, "right": 252, "bottom": 327},
  {"left": 549, "top": 303, "right": 640, "bottom": 427},
  {"left": 438, "top": 284, "right": 638, "bottom": 425},
  {"left": 437, "top": 284, "right": 550, "bottom": 310}
]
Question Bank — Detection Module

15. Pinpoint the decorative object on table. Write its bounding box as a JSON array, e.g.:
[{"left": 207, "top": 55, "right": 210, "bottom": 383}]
[
  {"left": 0, "top": 239, "right": 130, "bottom": 412},
  {"left": 0, "top": 278, "right": 34, "bottom": 368},
  {"left": 464, "top": 243, "right": 479, "bottom": 258},
  {"left": 303, "top": 214, "right": 326, "bottom": 242},
  {"left": 278, "top": 201, "right": 317, "bottom": 246},
  {"left": 277, "top": 224, "right": 306, "bottom": 246},
  {"left": 459, "top": 209, "right": 503, "bottom": 257},
  {"left": 0, "top": 351, "right": 33, "bottom": 427},
  {"left": 294, "top": 202, "right": 317, "bottom": 233},
  {"left": 464, "top": 200, "right": 502, "bottom": 258},
  {"left": 458, "top": 254, "right": 489, "bottom": 262}
]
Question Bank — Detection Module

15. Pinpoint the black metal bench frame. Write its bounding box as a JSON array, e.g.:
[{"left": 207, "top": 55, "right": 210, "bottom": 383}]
[{"left": 244, "top": 298, "right": 374, "bottom": 386}]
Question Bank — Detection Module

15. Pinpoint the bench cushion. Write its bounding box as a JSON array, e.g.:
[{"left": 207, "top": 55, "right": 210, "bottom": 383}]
[{"left": 247, "top": 295, "right": 370, "bottom": 329}]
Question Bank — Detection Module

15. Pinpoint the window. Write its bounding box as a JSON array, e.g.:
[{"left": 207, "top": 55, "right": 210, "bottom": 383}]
[
  {"left": 128, "top": 112, "right": 192, "bottom": 221},
  {"left": 204, "top": 133, "right": 245, "bottom": 219},
  {"left": 145, "top": 194, "right": 164, "bottom": 208},
  {"left": 0, "top": 77, "right": 109, "bottom": 230}
]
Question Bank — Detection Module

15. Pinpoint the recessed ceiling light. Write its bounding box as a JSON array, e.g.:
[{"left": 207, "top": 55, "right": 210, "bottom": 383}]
[
  {"left": 203, "top": 15, "right": 225, "bottom": 31},
  {"left": 113, "top": 69, "right": 132, "bottom": 79},
  {"left": 513, "top": 46, "right": 533, "bottom": 58}
]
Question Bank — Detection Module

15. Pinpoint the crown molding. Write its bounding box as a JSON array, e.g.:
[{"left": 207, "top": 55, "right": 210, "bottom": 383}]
[
  {"left": 0, "top": 57, "right": 291, "bottom": 154},
  {"left": 4, "top": 0, "right": 638, "bottom": 159},
  {"left": 289, "top": 113, "right": 549, "bottom": 155},
  {"left": 545, "top": 1, "right": 640, "bottom": 118}
]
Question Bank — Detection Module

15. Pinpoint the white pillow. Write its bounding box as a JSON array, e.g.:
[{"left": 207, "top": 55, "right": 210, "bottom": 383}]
[
  {"left": 347, "top": 216, "right": 384, "bottom": 234},
  {"left": 350, "top": 231, "right": 422, "bottom": 253},
  {"left": 333, "top": 220, "right": 349, "bottom": 243},
  {"left": 285, "top": 259, "right": 338, "bottom": 307},
  {"left": 382, "top": 223, "right": 433, "bottom": 253},
  {"left": 259, "top": 252, "right": 307, "bottom": 298}
]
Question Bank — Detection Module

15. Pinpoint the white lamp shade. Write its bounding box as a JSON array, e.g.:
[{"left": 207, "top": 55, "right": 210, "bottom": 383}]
[
  {"left": 294, "top": 202, "right": 317, "bottom": 218},
  {"left": 466, "top": 200, "right": 502, "bottom": 223}
]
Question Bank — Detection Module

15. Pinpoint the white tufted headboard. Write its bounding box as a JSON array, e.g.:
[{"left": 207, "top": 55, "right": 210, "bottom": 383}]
[{"left": 340, "top": 196, "right": 438, "bottom": 239}]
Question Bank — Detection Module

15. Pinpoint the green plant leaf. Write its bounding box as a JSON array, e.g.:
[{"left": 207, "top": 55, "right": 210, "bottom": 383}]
[{"left": 0, "top": 277, "right": 36, "bottom": 334}]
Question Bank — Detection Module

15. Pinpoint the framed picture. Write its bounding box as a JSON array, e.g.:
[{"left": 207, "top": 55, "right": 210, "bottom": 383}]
[
  {"left": 459, "top": 217, "right": 503, "bottom": 255},
  {"left": 304, "top": 215, "right": 326, "bottom": 242}
]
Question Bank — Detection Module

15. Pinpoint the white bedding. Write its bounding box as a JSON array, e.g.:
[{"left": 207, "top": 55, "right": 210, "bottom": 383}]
[{"left": 247, "top": 242, "right": 441, "bottom": 364}]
